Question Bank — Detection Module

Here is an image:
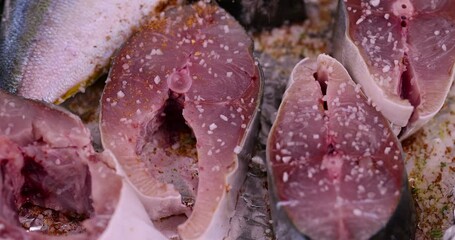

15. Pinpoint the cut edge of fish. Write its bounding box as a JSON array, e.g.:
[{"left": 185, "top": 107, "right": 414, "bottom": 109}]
[
  {"left": 225, "top": 56, "right": 265, "bottom": 239},
  {"left": 98, "top": 101, "right": 184, "bottom": 221},
  {"left": 98, "top": 150, "right": 168, "bottom": 240},
  {"left": 265, "top": 57, "right": 315, "bottom": 240},
  {"left": 185, "top": 85, "right": 262, "bottom": 240}
]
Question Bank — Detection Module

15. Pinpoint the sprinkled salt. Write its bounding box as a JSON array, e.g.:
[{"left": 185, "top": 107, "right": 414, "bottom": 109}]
[
  {"left": 353, "top": 209, "right": 362, "bottom": 216},
  {"left": 220, "top": 114, "right": 228, "bottom": 121},
  {"left": 387, "top": 32, "right": 393, "bottom": 43},
  {"left": 223, "top": 25, "right": 230, "bottom": 33},
  {"left": 117, "top": 91, "right": 125, "bottom": 98},
  {"left": 370, "top": 0, "right": 380, "bottom": 7},
  {"left": 154, "top": 76, "right": 161, "bottom": 84},
  {"left": 234, "top": 145, "right": 242, "bottom": 154},
  {"left": 209, "top": 123, "right": 217, "bottom": 130},
  {"left": 356, "top": 17, "right": 364, "bottom": 25},
  {"left": 282, "top": 156, "right": 292, "bottom": 164},
  {"left": 283, "top": 172, "right": 289, "bottom": 183},
  {"left": 151, "top": 49, "right": 163, "bottom": 55},
  {"left": 382, "top": 65, "right": 390, "bottom": 73}
]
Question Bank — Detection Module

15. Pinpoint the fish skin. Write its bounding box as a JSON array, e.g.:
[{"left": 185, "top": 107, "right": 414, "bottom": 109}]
[
  {"left": 0, "top": 0, "right": 52, "bottom": 94},
  {"left": 266, "top": 54, "right": 415, "bottom": 240},
  {"left": 332, "top": 0, "right": 455, "bottom": 139},
  {"left": 0, "top": 0, "right": 165, "bottom": 103}
]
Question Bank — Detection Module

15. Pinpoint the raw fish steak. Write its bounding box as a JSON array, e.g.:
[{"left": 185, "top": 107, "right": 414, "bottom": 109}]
[
  {"left": 333, "top": 0, "right": 455, "bottom": 139},
  {"left": 100, "top": 2, "right": 262, "bottom": 239},
  {"left": 267, "top": 54, "right": 415, "bottom": 239},
  {"left": 0, "top": 0, "right": 167, "bottom": 103},
  {"left": 0, "top": 90, "right": 166, "bottom": 240}
]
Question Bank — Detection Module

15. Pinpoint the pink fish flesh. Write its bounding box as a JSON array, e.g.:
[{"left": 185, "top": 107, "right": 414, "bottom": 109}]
[
  {"left": 266, "top": 54, "right": 415, "bottom": 239},
  {"left": 333, "top": 0, "right": 455, "bottom": 139},
  {"left": 100, "top": 2, "right": 262, "bottom": 239},
  {"left": 0, "top": 90, "right": 166, "bottom": 239}
]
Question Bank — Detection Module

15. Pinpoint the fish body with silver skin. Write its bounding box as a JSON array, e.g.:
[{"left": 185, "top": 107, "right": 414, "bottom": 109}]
[
  {"left": 333, "top": 0, "right": 455, "bottom": 139},
  {"left": 0, "top": 0, "right": 164, "bottom": 103}
]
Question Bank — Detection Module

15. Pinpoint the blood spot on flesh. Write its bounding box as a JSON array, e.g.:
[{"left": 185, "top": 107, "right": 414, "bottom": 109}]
[{"left": 401, "top": 20, "right": 407, "bottom": 27}]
